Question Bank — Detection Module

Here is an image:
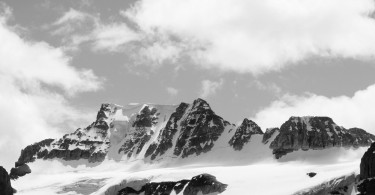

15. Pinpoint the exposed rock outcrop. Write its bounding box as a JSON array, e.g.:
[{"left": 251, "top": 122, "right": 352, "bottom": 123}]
[
  {"left": 184, "top": 174, "right": 228, "bottom": 195},
  {"left": 358, "top": 142, "right": 375, "bottom": 194},
  {"left": 145, "top": 102, "right": 189, "bottom": 160},
  {"left": 262, "top": 127, "right": 280, "bottom": 144},
  {"left": 146, "top": 98, "right": 232, "bottom": 159},
  {"left": 118, "top": 106, "right": 159, "bottom": 157},
  {"left": 293, "top": 173, "right": 357, "bottom": 195},
  {"left": 15, "top": 103, "right": 119, "bottom": 166},
  {"left": 357, "top": 178, "right": 375, "bottom": 195},
  {"left": 173, "top": 99, "right": 232, "bottom": 158},
  {"left": 117, "top": 173, "right": 227, "bottom": 195},
  {"left": 0, "top": 166, "right": 14, "bottom": 195},
  {"left": 306, "top": 172, "right": 316, "bottom": 178},
  {"left": 348, "top": 128, "right": 375, "bottom": 147},
  {"left": 229, "top": 118, "right": 263, "bottom": 150},
  {"left": 9, "top": 163, "right": 31, "bottom": 180},
  {"left": 270, "top": 116, "right": 374, "bottom": 159},
  {"left": 360, "top": 142, "right": 375, "bottom": 180}
]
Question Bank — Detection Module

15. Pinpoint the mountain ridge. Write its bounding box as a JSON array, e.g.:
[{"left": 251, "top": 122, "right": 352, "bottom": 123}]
[{"left": 13, "top": 98, "right": 375, "bottom": 176}]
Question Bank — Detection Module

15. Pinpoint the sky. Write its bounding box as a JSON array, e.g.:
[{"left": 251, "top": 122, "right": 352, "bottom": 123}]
[{"left": 1, "top": 0, "right": 375, "bottom": 169}]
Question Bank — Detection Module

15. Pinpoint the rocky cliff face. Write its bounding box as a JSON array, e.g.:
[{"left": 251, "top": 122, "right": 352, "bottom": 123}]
[
  {"left": 118, "top": 105, "right": 159, "bottom": 157},
  {"left": 146, "top": 98, "right": 233, "bottom": 159},
  {"left": 262, "top": 128, "right": 280, "bottom": 144},
  {"left": 269, "top": 116, "right": 374, "bottom": 159},
  {"left": 9, "top": 164, "right": 31, "bottom": 180},
  {"left": 145, "top": 102, "right": 189, "bottom": 160},
  {"left": 172, "top": 99, "right": 232, "bottom": 158},
  {"left": 357, "top": 142, "right": 375, "bottom": 194},
  {"left": 117, "top": 173, "right": 227, "bottom": 195},
  {"left": 14, "top": 100, "right": 375, "bottom": 169},
  {"left": 15, "top": 103, "right": 119, "bottom": 166},
  {"left": 0, "top": 166, "right": 14, "bottom": 195},
  {"left": 293, "top": 173, "right": 357, "bottom": 195},
  {"left": 229, "top": 118, "right": 263, "bottom": 150},
  {"left": 360, "top": 142, "right": 375, "bottom": 180}
]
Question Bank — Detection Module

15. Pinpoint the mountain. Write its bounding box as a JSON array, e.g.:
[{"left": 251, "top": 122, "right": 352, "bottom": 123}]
[
  {"left": 9, "top": 98, "right": 375, "bottom": 195},
  {"left": 269, "top": 116, "right": 375, "bottom": 159}
]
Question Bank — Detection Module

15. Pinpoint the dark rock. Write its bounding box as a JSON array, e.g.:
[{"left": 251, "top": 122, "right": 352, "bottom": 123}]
[
  {"left": 119, "top": 106, "right": 159, "bottom": 157},
  {"left": 184, "top": 174, "right": 227, "bottom": 195},
  {"left": 16, "top": 138, "right": 54, "bottom": 165},
  {"left": 358, "top": 142, "right": 375, "bottom": 194},
  {"left": 348, "top": 128, "right": 375, "bottom": 147},
  {"left": 15, "top": 104, "right": 115, "bottom": 166},
  {"left": 145, "top": 102, "right": 189, "bottom": 160},
  {"left": 118, "top": 129, "right": 151, "bottom": 157},
  {"left": 145, "top": 99, "right": 232, "bottom": 160},
  {"left": 270, "top": 116, "right": 374, "bottom": 159},
  {"left": 360, "top": 142, "right": 375, "bottom": 180},
  {"left": 132, "top": 106, "right": 158, "bottom": 128},
  {"left": 293, "top": 173, "right": 356, "bottom": 195},
  {"left": 94, "top": 103, "right": 115, "bottom": 130},
  {"left": 117, "top": 180, "right": 190, "bottom": 195},
  {"left": 307, "top": 172, "right": 317, "bottom": 178},
  {"left": 262, "top": 128, "right": 280, "bottom": 144},
  {"left": 117, "top": 173, "right": 227, "bottom": 195},
  {"left": 9, "top": 164, "right": 31, "bottom": 180},
  {"left": 229, "top": 118, "right": 263, "bottom": 150},
  {"left": 0, "top": 166, "right": 14, "bottom": 195},
  {"left": 357, "top": 177, "right": 375, "bottom": 195},
  {"left": 173, "top": 98, "right": 231, "bottom": 158}
]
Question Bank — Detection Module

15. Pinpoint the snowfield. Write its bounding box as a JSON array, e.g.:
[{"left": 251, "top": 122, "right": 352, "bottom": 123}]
[{"left": 12, "top": 146, "right": 367, "bottom": 195}]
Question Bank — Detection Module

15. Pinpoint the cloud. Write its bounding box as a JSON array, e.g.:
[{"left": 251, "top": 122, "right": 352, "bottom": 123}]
[
  {"left": 51, "top": 8, "right": 94, "bottom": 37},
  {"left": 138, "top": 41, "right": 182, "bottom": 65},
  {"left": 124, "top": 0, "right": 375, "bottom": 74},
  {"left": 92, "top": 23, "right": 140, "bottom": 52},
  {"left": 50, "top": 9, "right": 139, "bottom": 52},
  {"left": 0, "top": 7, "right": 102, "bottom": 170},
  {"left": 251, "top": 84, "right": 375, "bottom": 134},
  {"left": 166, "top": 87, "right": 178, "bottom": 96},
  {"left": 199, "top": 79, "right": 224, "bottom": 99}
]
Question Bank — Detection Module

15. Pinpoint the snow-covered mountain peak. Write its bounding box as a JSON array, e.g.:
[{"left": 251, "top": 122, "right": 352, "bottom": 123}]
[
  {"left": 190, "top": 98, "right": 212, "bottom": 112},
  {"left": 228, "top": 118, "right": 263, "bottom": 150}
]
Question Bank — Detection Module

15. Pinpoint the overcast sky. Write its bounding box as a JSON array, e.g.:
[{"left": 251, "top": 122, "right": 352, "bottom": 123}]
[{"left": 2, "top": 0, "right": 375, "bottom": 169}]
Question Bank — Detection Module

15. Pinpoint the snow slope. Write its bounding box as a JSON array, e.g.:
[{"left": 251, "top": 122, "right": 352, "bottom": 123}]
[{"left": 12, "top": 144, "right": 368, "bottom": 195}]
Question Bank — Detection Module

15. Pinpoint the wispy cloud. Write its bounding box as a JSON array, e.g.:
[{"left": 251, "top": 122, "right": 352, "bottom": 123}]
[
  {"left": 199, "top": 79, "right": 224, "bottom": 99},
  {"left": 166, "top": 87, "right": 178, "bottom": 96},
  {"left": 50, "top": 9, "right": 139, "bottom": 52}
]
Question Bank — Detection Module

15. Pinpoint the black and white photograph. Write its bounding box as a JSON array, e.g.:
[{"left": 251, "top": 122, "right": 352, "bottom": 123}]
[{"left": 1, "top": 0, "right": 375, "bottom": 194}]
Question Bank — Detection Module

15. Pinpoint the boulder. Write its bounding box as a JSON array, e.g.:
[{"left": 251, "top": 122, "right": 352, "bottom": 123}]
[{"left": 307, "top": 172, "right": 317, "bottom": 178}]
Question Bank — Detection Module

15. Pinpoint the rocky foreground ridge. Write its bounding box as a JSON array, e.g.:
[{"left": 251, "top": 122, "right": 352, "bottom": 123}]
[
  {"left": 14, "top": 98, "right": 375, "bottom": 167},
  {"left": 116, "top": 174, "right": 227, "bottom": 195}
]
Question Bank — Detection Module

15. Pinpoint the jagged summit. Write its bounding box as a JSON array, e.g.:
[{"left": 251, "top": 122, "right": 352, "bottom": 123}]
[
  {"left": 229, "top": 118, "right": 263, "bottom": 150},
  {"left": 191, "top": 98, "right": 211, "bottom": 110},
  {"left": 13, "top": 99, "right": 375, "bottom": 177}
]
